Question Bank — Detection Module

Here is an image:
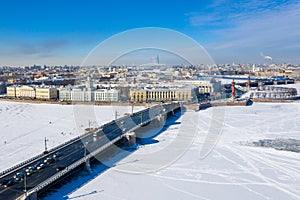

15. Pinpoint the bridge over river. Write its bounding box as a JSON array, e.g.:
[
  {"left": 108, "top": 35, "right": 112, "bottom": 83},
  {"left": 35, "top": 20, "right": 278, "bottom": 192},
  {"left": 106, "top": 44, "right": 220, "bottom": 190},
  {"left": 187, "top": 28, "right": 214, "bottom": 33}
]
[{"left": 0, "top": 103, "right": 180, "bottom": 200}]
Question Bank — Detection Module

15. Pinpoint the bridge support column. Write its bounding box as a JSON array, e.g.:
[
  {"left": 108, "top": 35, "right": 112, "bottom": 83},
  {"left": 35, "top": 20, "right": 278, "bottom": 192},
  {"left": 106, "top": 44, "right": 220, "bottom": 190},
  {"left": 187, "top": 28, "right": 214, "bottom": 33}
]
[
  {"left": 123, "top": 132, "right": 136, "bottom": 146},
  {"left": 84, "top": 158, "right": 91, "bottom": 170}
]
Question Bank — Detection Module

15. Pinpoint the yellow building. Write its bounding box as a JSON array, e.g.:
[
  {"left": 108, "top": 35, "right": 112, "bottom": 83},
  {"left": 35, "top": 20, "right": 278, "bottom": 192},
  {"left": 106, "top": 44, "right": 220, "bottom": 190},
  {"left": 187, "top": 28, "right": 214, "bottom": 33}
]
[
  {"left": 36, "top": 87, "right": 58, "bottom": 100},
  {"left": 16, "top": 85, "right": 36, "bottom": 99},
  {"left": 130, "top": 87, "right": 194, "bottom": 103},
  {"left": 6, "top": 85, "right": 57, "bottom": 100},
  {"left": 130, "top": 90, "right": 147, "bottom": 102},
  {"left": 6, "top": 86, "right": 16, "bottom": 98}
]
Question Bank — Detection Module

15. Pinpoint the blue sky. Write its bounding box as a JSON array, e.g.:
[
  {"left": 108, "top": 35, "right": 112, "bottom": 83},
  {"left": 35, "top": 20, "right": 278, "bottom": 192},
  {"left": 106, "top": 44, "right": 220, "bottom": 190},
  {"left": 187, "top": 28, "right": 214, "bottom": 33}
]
[{"left": 0, "top": 0, "right": 299, "bottom": 65}]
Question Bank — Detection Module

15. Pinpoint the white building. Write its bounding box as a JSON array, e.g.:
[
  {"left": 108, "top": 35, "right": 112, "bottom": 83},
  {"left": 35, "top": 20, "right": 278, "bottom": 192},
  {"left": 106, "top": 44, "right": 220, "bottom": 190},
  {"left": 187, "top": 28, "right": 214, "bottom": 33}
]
[
  {"left": 173, "top": 79, "right": 221, "bottom": 94},
  {"left": 58, "top": 77, "right": 120, "bottom": 102},
  {"left": 58, "top": 87, "right": 72, "bottom": 101},
  {"left": 94, "top": 89, "right": 120, "bottom": 102}
]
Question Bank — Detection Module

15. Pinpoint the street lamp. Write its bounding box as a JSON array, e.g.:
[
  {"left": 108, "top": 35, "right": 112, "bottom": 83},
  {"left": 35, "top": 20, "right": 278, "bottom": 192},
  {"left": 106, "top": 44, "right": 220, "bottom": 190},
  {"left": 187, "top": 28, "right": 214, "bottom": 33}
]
[
  {"left": 115, "top": 111, "right": 120, "bottom": 120},
  {"left": 140, "top": 112, "right": 143, "bottom": 124},
  {"left": 131, "top": 104, "right": 134, "bottom": 114},
  {"left": 44, "top": 137, "right": 49, "bottom": 154},
  {"left": 84, "top": 141, "right": 89, "bottom": 158},
  {"left": 88, "top": 120, "right": 91, "bottom": 131},
  {"left": 23, "top": 173, "right": 27, "bottom": 197}
]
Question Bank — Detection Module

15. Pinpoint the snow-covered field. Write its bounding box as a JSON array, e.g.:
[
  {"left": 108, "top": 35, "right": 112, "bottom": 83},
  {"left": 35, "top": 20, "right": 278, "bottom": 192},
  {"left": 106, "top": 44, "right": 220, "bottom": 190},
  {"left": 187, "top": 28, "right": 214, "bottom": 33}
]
[
  {"left": 43, "top": 100, "right": 300, "bottom": 200},
  {"left": 1, "top": 98, "right": 300, "bottom": 200},
  {"left": 0, "top": 101, "right": 143, "bottom": 171}
]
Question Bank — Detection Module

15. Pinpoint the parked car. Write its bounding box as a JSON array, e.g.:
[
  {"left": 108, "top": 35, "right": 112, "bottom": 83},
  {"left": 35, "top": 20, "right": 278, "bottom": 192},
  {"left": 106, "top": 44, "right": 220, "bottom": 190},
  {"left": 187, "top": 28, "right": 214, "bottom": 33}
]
[{"left": 13, "top": 172, "right": 25, "bottom": 181}]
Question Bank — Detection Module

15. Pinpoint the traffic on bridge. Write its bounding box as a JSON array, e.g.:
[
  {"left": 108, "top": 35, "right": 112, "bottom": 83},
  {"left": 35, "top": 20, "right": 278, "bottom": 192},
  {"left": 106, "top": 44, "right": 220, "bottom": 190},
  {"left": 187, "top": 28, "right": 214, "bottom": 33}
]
[{"left": 0, "top": 103, "right": 180, "bottom": 200}]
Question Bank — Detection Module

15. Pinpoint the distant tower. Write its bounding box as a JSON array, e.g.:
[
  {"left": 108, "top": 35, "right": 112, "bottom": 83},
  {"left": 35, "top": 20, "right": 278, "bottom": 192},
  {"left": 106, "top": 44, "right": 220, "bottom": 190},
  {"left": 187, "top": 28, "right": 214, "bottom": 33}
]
[
  {"left": 247, "top": 75, "right": 251, "bottom": 90},
  {"left": 231, "top": 79, "right": 235, "bottom": 100},
  {"left": 151, "top": 55, "right": 160, "bottom": 65},
  {"left": 86, "top": 76, "right": 93, "bottom": 90}
]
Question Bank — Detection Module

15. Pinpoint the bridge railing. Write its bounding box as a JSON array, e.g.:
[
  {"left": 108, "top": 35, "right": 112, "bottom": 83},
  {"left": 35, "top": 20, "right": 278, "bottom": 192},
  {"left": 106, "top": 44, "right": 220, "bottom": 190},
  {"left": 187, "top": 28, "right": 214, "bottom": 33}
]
[
  {"left": 24, "top": 134, "right": 124, "bottom": 198},
  {"left": 0, "top": 133, "right": 88, "bottom": 178}
]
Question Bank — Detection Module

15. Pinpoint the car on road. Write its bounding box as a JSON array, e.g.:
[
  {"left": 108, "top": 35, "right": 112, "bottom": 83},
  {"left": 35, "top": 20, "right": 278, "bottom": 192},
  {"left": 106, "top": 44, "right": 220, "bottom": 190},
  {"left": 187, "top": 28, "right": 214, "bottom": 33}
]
[
  {"left": 32, "top": 161, "right": 42, "bottom": 170},
  {"left": 56, "top": 166, "right": 66, "bottom": 172},
  {"left": 37, "top": 163, "right": 46, "bottom": 170},
  {"left": 26, "top": 168, "right": 34, "bottom": 176},
  {"left": 44, "top": 157, "right": 55, "bottom": 164},
  {"left": 53, "top": 151, "right": 62, "bottom": 159},
  {"left": 13, "top": 172, "right": 25, "bottom": 181},
  {"left": 2, "top": 178, "right": 14, "bottom": 188},
  {"left": 0, "top": 179, "right": 9, "bottom": 187},
  {"left": 25, "top": 166, "right": 34, "bottom": 172}
]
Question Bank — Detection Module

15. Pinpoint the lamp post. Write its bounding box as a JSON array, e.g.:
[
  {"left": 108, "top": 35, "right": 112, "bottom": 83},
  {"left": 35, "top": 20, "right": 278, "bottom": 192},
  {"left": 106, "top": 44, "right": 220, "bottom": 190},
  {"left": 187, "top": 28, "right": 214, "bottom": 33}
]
[
  {"left": 115, "top": 111, "right": 120, "bottom": 120},
  {"left": 44, "top": 137, "right": 49, "bottom": 153},
  {"left": 23, "top": 173, "right": 27, "bottom": 196},
  {"left": 131, "top": 104, "right": 134, "bottom": 114},
  {"left": 88, "top": 120, "right": 91, "bottom": 130},
  {"left": 84, "top": 142, "right": 88, "bottom": 158}
]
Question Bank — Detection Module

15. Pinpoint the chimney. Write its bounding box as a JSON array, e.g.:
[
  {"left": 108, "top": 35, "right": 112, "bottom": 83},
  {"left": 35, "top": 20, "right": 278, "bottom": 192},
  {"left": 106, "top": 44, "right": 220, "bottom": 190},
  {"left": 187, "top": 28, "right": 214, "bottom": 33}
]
[
  {"left": 247, "top": 75, "right": 251, "bottom": 89},
  {"left": 231, "top": 79, "right": 235, "bottom": 99}
]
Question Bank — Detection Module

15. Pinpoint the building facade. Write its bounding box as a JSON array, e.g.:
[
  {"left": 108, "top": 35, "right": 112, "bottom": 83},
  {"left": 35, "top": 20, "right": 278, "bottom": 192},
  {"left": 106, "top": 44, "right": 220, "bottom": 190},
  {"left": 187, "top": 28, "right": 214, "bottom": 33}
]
[
  {"left": 94, "top": 89, "right": 120, "bottom": 102},
  {"left": 36, "top": 87, "right": 58, "bottom": 100},
  {"left": 130, "top": 87, "right": 195, "bottom": 103},
  {"left": 6, "top": 86, "right": 16, "bottom": 98},
  {"left": 6, "top": 85, "right": 58, "bottom": 100},
  {"left": 174, "top": 79, "right": 220, "bottom": 94},
  {"left": 58, "top": 87, "right": 120, "bottom": 102},
  {"left": 16, "top": 85, "right": 36, "bottom": 99},
  {"left": 58, "top": 87, "right": 72, "bottom": 101}
]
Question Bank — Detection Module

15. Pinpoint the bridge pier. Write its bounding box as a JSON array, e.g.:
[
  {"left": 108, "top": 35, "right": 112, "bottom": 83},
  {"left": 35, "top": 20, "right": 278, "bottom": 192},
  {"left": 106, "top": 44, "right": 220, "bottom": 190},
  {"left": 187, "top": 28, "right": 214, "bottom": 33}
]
[
  {"left": 123, "top": 132, "right": 136, "bottom": 146},
  {"left": 84, "top": 158, "right": 91, "bottom": 170}
]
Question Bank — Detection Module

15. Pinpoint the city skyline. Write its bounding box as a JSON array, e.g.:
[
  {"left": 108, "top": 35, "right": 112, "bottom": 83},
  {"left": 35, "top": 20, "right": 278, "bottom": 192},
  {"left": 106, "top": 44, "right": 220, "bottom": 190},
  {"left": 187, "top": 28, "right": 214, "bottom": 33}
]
[{"left": 0, "top": 0, "right": 299, "bottom": 66}]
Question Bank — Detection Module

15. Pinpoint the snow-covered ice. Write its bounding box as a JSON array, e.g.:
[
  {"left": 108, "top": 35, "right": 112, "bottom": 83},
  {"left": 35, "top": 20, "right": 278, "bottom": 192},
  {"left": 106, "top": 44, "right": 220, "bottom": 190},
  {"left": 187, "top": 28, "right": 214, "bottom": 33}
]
[{"left": 44, "top": 100, "right": 300, "bottom": 200}]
